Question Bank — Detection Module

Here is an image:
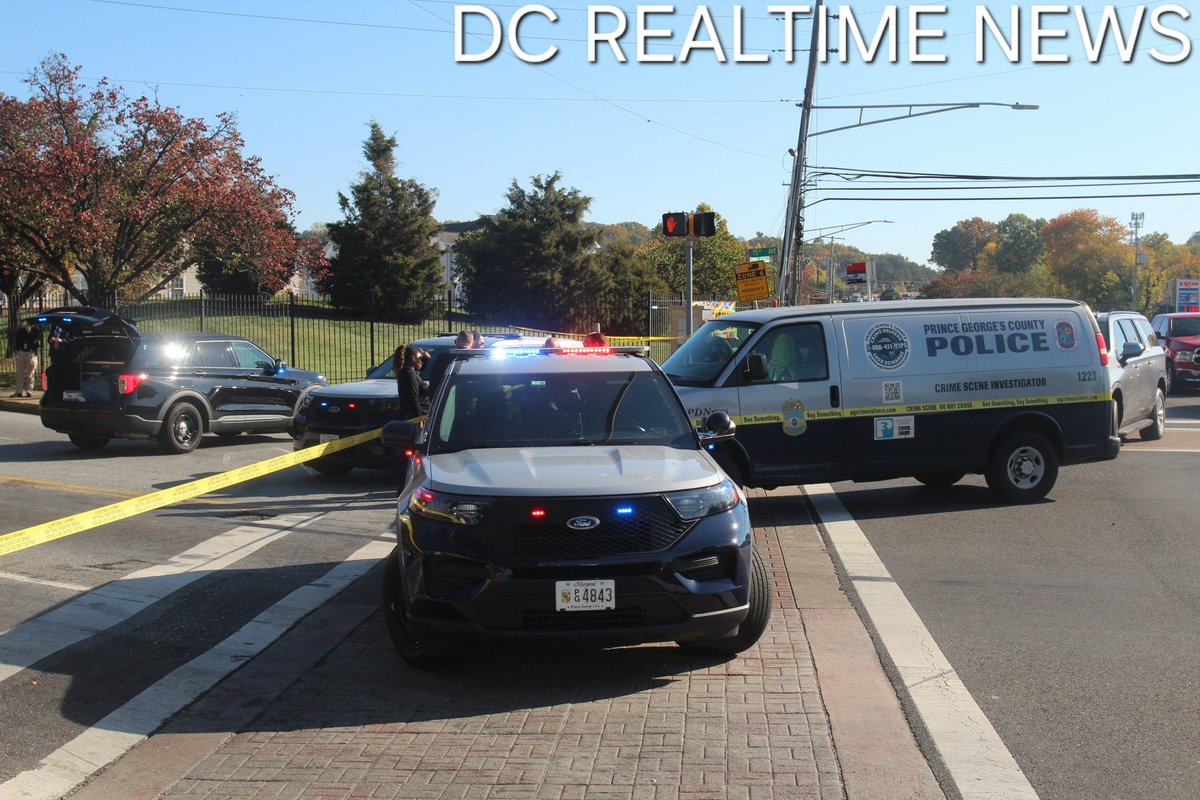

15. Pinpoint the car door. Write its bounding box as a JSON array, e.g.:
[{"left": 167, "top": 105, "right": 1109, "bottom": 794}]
[
  {"left": 227, "top": 340, "right": 300, "bottom": 418},
  {"left": 1114, "top": 318, "right": 1152, "bottom": 421},
  {"left": 189, "top": 339, "right": 241, "bottom": 420},
  {"left": 733, "top": 319, "right": 843, "bottom": 481}
]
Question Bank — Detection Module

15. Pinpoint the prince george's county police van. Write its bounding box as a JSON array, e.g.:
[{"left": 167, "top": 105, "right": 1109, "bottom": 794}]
[{"left": 660, "top": 298, "right": 1120, "bottom": 502}]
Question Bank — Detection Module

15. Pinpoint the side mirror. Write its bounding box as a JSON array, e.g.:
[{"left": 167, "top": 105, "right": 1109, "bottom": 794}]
[
  {"left": 381, "top": 420, "right": 419, "bottom": 447},
  {"left": 699, "top": 411, "right": 737, "bottom": 443},
  {"left": 744, "top": 353, "right": 767, "bottom": 382},
  {"left": 272, "top": 358, "right": 287, "bottom": 374},
  {"left": 1119, "top": 341, "right": 1144, "bottom": 364}
]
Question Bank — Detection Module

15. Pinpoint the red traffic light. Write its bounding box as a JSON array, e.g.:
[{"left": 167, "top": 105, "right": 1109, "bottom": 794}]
[{"left": 662, "top": 212, "right": 690, "bottom": 237}]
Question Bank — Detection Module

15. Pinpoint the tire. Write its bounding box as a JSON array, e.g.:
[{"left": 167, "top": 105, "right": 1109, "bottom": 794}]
[
  {"left": 1167, "top": 365, "right": 1177, "bottom": 395},
  {"left": 677, "top": 545, "right": 772, "bottom": 655},
  {"left": 308, "top": 458, "right": 353, "bottom": 475},
  {"left": 1140, "top": 388, "right": 1166, "bottom": 441},
  {"left": 382, "top": 548, "right": 460, "bottom": 669},
  {"left": 985, "top": 432, "right": 1059, "bottom": 503},
  {"left": 158, "top": 401, "right": 203, "bottom": 454},
  {"left": 914, "top": 471, "right": 965, "bottom": 488},
  {"left": 68, "top": 433, "right": 110, "bottom": 450}
]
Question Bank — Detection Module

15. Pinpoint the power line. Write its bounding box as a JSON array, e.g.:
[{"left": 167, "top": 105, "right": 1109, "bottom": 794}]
[{"left": 806, "top": 190, "right": 1200, "bottom": 206}]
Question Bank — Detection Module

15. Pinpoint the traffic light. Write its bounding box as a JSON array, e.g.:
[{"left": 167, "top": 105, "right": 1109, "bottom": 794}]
[
  {"left": 692, "top": 212, "right": 716, "bottom": 237},
  {"left": 662, "top": 212, "right": 690, "bottom": 237}
]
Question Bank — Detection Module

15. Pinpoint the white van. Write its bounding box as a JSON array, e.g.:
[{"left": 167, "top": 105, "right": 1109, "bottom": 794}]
[{"left": 660, "top": 298, "right": 1120, "bottom": 502}]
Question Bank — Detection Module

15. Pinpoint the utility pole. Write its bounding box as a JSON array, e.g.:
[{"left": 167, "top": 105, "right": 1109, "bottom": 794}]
[
  {"left": 778, "top": 0, "right": 823, "bottom": 307},
  {"left": 1130, "top": 212, "right": 1144, "bottom": 309}
]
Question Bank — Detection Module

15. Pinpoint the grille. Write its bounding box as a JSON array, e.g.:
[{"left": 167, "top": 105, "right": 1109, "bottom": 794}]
[
  {"left": 481, "top": 496, "right": 693, "bottom": 558},
  {"left": 311, "top": 399, "right": 399, "bottom": 427}
]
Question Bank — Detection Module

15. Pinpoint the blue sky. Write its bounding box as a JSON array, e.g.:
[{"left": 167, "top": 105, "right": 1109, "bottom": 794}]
[{"left": 3, "top": 0, "right": 1197, "bottom": 268}]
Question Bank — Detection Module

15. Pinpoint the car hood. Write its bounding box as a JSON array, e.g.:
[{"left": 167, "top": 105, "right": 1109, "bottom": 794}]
[
  {"left": 313, "top": 379, "right": 396, "bottom": 399},
  {"left": 1171, "top": 335, "right": 1200, "bottom": 350},
  {"left": 425, "top": 446, "right": 724, "bottom": 496}
]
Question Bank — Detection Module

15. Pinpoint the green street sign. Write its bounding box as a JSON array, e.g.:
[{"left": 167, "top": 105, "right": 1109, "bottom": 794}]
[
  {"left": 748, "top": 255, "right": 771, "bottom": 263},
  {"left": 748, "top": 246, "right": 778, "bottom": 258}
]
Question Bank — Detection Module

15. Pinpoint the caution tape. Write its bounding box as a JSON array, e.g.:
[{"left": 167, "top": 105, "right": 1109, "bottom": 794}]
[
  {"left": 695, "top": 392, "right": 1112, "bottom": 427},
  {"left": 0, "top": 429, "right": 383, "bottom": 558},
  {"left": 510, "top": 326, "right": 682, "bottom": 344}
]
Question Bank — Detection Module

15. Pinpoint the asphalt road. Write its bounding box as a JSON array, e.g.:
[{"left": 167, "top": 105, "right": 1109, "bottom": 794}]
[
  {"left": 824, "top": 391, "right": 1200, "bottom": 800},
  {"left": 0, "top": 413, "right": 400, "bottom": 792}
]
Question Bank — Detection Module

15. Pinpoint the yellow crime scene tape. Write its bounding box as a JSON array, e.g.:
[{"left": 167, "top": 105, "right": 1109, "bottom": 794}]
[
  {"left": 510, "top": 326, "right": 681, "bottom": 344},
  {"left": 0, "top": 429, "right": 383, "bottom": 559}
]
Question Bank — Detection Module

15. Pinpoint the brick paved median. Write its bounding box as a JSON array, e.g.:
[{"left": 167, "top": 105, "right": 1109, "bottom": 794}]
[{"left": 159, "top": 501, "right": 845, "bottom": 800}]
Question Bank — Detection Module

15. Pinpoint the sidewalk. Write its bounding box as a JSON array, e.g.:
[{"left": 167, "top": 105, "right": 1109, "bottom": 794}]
[
  {"left": 0, "top": 390, "right": 41, "bottom": 414},
  {"left": 72, "top": 487, "right": 945, "bottom": 800}
]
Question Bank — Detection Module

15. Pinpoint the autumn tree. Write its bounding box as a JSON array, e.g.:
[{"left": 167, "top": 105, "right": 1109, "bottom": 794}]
[
  {"left": 454, "top": 172, "right": 611, "bottom": 331},
  {"left": 1041, "top": 209, "right": 1131, "bottom": 310},
  {"left": 0, "top": 55, "right": 318, "bottom": 307},
  {"left": 930, "top": 217, "right": 998, "bottom": 272},
  {"left": 323, "top": 123, "right": 443, "bottom": 322}
]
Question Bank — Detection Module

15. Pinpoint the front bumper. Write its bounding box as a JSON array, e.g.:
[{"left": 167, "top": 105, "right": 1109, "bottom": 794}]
[
  {"left": 293, "top": 422, "right": 401, "bottom": 469},
  {"left": 394, "top": 505, "right": 753, "bottom": 644}
]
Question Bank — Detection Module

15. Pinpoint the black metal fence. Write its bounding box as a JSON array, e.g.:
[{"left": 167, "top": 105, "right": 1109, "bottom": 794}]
[{"left": 2, "top": 290, "right": 732, "bottom": 386}]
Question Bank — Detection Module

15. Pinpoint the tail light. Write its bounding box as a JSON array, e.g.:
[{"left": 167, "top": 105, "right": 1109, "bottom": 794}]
[
  {"left": 117, "top": 373, "right": 148, "bottom": 395},
  {"left": 41, "top": 372, "right": 47, "bottom": 391},
  {"left": 1095, "top": 333, "right": 1109, "bottom": 367}
]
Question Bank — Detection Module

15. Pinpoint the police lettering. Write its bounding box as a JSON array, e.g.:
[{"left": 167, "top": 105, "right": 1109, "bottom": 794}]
[{"left": 926, "top": 331, "right": 1049, "bottom": 357}]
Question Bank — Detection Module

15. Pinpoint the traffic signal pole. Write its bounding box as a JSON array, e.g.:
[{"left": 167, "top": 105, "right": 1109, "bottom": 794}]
[{"left": 685, "top": 236, "right": 695, "bottom": 336}]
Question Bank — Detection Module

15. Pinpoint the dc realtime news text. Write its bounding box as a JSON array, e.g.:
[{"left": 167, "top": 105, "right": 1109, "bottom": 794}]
[{"left": 454, "top": 4, "right": 1191, "bottom": 64}]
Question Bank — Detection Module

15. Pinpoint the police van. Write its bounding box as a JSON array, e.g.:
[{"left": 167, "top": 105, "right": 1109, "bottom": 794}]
[{"left": 660, "top": 298, "right": 1120, "bottom": 502}]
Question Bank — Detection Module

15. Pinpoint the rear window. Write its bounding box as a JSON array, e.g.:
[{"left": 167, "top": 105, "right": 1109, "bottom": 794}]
[
  {"left": 367, "top": 345, "right": 453, "bottom": 380},
  {"left": 1172, "top": 317, "right": 1200, "bottom": 337},
  {"left": 65, "top": 338, "right": 137, "bottom": 368}
]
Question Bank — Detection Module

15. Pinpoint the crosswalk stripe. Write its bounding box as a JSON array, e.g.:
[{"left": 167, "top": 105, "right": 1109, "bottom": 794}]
[
  {"left": 0, "top": 512, "right": 323, "bottom": 685},
  {"left": 0, "top": 536, "right": 392, "bottom": 800}
]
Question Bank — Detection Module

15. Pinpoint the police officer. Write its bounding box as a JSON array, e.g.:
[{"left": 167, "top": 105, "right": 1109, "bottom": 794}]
[{"left": 13, "top": 318, "right": 41, "bottom": 398}]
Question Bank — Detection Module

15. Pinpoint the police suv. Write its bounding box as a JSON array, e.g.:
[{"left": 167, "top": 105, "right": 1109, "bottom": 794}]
[
  {"left": 661, "top": 298, "right": 1120, "bottom": 503},
  {"left": 378, "top": 344, "right": 771, "bottom": 668}
]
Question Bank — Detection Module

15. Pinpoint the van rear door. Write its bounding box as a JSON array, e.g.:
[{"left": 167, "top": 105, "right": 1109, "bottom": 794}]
[{"left": 734, "top": 318, "right": 844, "bottom": 481}]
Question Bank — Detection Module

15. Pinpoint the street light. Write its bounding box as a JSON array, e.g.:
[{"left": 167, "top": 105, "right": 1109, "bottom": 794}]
[{"left": 778, "top": 98, "right": 1039, "bottom": 306}]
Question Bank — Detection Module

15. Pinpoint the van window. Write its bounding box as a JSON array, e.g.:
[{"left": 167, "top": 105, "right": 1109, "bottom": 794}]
[
  {"left": 750, "top": 324, "right": 829, "bottom": 383},
  {"left": 661, "top": 321, "right": 758, "bottom": 386},
  {"left": 1117, "top": 318, "right": 1142, "bottom": 347},
  {"left": 1134, "top": 318, "right": 1156, "bottom": 345}
]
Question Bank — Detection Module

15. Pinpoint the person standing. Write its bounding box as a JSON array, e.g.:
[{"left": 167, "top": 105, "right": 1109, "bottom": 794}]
[
  {"left": 13, "top": 318, "right": 41, "bottom": 397},
  {"left": 395, "top": 344, "right": 424, "bottom": 422}
]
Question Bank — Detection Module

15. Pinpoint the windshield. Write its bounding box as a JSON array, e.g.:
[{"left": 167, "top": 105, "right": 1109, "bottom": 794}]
[
  {"left": 366, "top": 345, "right": 453, "bottom": 380},
  {"left": 661, "top": 320, "right": 759, "bottom": 386},
  {"left": 428, "top": 370, "right": 696, "bottom": 453}
]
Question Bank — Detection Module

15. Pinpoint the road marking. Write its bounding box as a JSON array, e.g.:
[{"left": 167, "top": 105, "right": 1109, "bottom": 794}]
[
  {"left": 0, "top": 428, "right": 381, "bottom": 557},
  {"left": 0, "top": 570, "right": 91, "bottom": 593},
  {"left": 0, "top": 512, "right": 323, "bottom": 685},
  {"left": 806, "top": 483, "right": 1039, "bottom": 800},
  {"left": 0, "top": 535, "right": 392, "bottom": 800}
]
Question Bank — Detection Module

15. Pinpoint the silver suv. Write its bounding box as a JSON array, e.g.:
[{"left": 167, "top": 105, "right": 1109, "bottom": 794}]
[
  {"left": 379, "top": 344, "right": 772, "bottom": 668},
  {"left": 1096, "top": 311, "right": 1167, "bottom": 440}
]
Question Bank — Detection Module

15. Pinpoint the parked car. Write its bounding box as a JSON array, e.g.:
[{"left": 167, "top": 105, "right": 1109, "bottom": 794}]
[
  {"left": 34, "top": 307, "right": 327, "bottom": 454},
  {"left": 1096, "top": 311, "right": 1167, "bottom": 440},
  {"left": 1150, "top": 311, "right": 1200, "bottom": 393},
  {"left": 378, "top": 343, "right": 770, "bottom": 668},
  {"left": 292, "top": 333, "right": 579, "bottom": 474}
]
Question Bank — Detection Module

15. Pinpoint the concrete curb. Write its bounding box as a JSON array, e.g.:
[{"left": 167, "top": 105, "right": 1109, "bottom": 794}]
[{"left": 0, "top": 392, "right": 41, "bottom": 414}]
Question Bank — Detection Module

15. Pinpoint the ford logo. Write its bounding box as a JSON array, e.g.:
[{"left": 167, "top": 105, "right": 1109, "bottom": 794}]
[
  {"left": 566, "top": 516, "right": 600, "bottom": 531},
  {"left": 328, "top": 405, "right": 340, "bottom": 414}
]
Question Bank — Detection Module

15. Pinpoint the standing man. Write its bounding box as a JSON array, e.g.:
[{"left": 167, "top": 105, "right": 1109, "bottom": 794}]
[{"left": 13, "top": 318, "right": 41, "bottom": 398}]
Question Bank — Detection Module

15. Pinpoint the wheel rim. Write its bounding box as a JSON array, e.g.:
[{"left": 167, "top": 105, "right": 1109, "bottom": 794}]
[
  {"left": 1155, "top": 392, "right": 1165, "bottom": 430},
  {"left": 1006, "top": 445, "right": 1045, "bottom": 489},
  {"left": 174, "top": 412, "right": 199, "bottom": 447}
]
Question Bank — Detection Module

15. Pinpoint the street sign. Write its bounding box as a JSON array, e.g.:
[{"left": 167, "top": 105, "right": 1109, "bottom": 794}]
[
  {"left": 845, "top": 277, "right": 866, "bottom": 284},
  {"left": 748, "top": 246, "right": 779, "bottom": 258},
  {"left": 748, "top": 255, "right": 771, "bottom": 263},
  {"left": 733, "top": 261, "right": 770, "bottom": 302}
]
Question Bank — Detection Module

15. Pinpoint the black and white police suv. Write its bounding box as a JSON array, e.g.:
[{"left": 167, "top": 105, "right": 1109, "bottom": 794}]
[{"left": 378, "top": 344, "right": 771, "bottom": 668}]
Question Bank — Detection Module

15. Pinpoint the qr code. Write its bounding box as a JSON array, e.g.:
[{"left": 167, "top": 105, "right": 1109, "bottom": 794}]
[{"left": 883, "top": 381, "right": 903, "bottom": 403}]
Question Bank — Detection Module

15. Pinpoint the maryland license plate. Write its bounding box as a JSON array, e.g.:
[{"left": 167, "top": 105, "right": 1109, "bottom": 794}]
[
  {"left": 555, "top": 579, "right": 615, "bottom": 612},
  {"left": 62, "top": 390, "right": 83, "bottom": 402},
  {"left": 319, "top": 433, "right": 339, "bottom": 443}
]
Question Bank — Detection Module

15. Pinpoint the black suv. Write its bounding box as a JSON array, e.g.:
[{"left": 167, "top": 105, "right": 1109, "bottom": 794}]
[{"left": 35, "top": 307, "right": 327, "bottom": 454}]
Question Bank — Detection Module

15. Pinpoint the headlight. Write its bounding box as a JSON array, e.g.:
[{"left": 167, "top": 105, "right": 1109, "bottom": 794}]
[
  {"left": 664, "top": 479, "right": 740, "bottom": 520},
  {"left": 1177, "top": 351, "right": 1194, "bottom": 363},
  {"left": 409, "top": 485, "right": 492, "bottom": 525}
]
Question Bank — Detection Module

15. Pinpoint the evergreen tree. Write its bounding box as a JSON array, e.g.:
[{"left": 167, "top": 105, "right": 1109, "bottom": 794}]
[{"left": 323, "top": 123, "right": 443, "bottom": 322}]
